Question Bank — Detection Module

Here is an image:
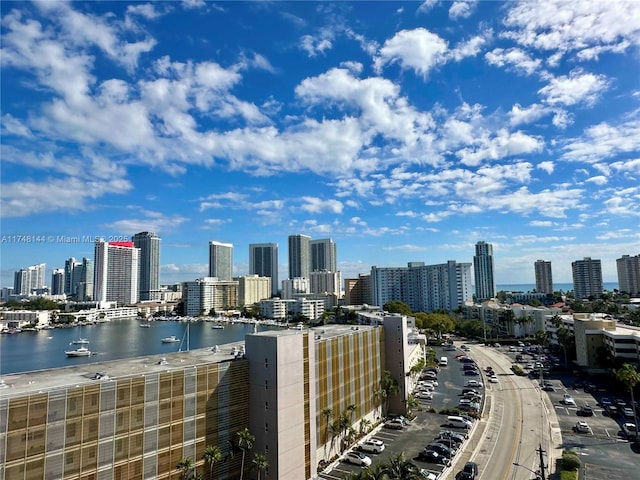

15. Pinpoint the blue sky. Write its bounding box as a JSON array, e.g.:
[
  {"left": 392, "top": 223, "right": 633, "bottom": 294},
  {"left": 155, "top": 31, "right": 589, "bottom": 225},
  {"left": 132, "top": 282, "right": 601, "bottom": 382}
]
[{"left": 1, "top": 0, "right": 639, "bottom": 289}]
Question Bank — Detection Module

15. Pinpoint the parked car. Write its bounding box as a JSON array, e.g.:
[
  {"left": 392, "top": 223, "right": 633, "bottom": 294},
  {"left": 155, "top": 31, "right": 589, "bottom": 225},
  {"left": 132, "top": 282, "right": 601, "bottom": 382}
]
[
  {"left": 345, "top": 450, "right": 372, "bottom": 466},
  {"left": 622, "top": 423, "right": 638, "bottom": 438},
  {"left": 464, "top": 369, "right": 479, "bottom": 376},
  {"left": 623, "top": 407, "right": 635, "bottom": 418},
  {"left": 420, "top": 469, "right": 439, "bottom": 480},
  {"left": 461, "top": 388, "right": 480, "bottom": 395},
  {"left": 562, "top": 394, "right": 576, "bottom": 406},
  {"left": 438, "top": 430, "right": 468, "bottom": 442},
  {"left": 426, "top": 443, "right": 455, "bottom": 458},
  {"left": 574, "top": 421, "right": 591, "bottom": 434},
  {"left": 417, "top": 390, "right": 434, "bottom": 400},
  {"left": 418, "top": 449, "right": 450, "bottom": 466},
  {"left": 541, "top": 381, "right": 555, "bottom": 391},
  {"left": 604, "top": 404, "right": 619, "bottom": 417},
  {"left": 577, "top": 405, "right": 594, "bottom": 416},
  {"left": 384, "top": 419, "right": 404, "bottom": 430},
  {"left": 358, "top": 439, "right": 385, "bottom": 453},
  {"left": 466, "top": 380, "right": 482, "bottom": 388},
  {"left": 488, "top": 376, "right": 499, "bottom": 383},
  {"left": 456, "top": 461, "right": 479, "bottom": 480}
]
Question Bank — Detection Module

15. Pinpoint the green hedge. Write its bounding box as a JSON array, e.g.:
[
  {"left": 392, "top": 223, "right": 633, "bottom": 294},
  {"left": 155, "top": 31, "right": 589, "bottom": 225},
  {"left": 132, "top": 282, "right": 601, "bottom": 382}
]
[
  {"left": 559, "top": 470, "right": 578, "bottom": 480},
  {"left": 561, "top": 450, "right": 581, "bottom": 471}
]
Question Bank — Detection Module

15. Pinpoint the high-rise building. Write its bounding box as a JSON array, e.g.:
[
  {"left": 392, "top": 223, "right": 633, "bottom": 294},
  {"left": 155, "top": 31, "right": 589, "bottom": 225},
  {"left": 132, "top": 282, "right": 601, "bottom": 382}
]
[
  {"left": 309, "top": 270, "right": 341, "bottom": 297},
  {"left": 310, "top": 238, "right": 337, "bottom": 272},
  {"left": 344, "top": 274, "right": 372, "bottom": 305},
  {"left": 534, "top": 260, "right": 554, "bottom": 294},
  {"left": 63, "top": 257, "right": 83, "bottom": 296},
  {"left": 133, "top": 231, "right": 161, "bottom": 301},
  {"left": 77, "top": 257, "right": 94, "bottom": 301},
  {"left": 572, "top": 257, "right": 603, "bottom": 299},
  {"left": 282, "top": 277, "right": 310, "bottom": 299},
  {"left": 616, "top": 254, "right": 640, "bottom": 296},
  {"left": 94, "top": 239, "right": 140, "bottom": 305},
  {"left": 473, "top": 241, "right": 495, "bottom": 302},
  {"left": 249, "top": 243, "right": 279, "bottom": 296},
  {"left": 51, "top": 268, "right": 65, "bottom": 295},
  {"left": 209, "top": 241, "right": 233, "bottom": 281},
  {"left": 182, "top": 277, "right": 238, "bottom": 316},
  {"left": 237, "top": 274, "right": 271, "bottom": 307},
  {"left": 371, "top": 261, "right": 473, "bottom": 312},
  {"left": 288, "top": 234, "right": 311, "bottom": 279},
  {"left": 13, "top": 263, "right": 46, "bottom": 295}
]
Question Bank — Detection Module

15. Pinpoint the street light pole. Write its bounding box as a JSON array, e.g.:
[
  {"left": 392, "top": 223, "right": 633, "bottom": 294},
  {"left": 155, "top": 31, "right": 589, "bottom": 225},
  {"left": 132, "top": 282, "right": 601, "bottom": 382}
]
[{"left": 513, "top": 462, "right": 542, "bottom": 480}]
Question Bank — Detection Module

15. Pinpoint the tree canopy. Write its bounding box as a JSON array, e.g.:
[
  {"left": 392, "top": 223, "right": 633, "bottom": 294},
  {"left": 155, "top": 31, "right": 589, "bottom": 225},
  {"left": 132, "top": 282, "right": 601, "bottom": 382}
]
[{"left": 383, "top": 301, "right": 412, "bottom": 316}]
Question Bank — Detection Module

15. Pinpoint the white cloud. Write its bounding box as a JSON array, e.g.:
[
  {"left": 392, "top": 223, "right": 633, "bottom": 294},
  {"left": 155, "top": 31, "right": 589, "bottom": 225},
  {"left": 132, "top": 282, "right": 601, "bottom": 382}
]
[
  {"left": 300, "top": 34, "right": 333, "bottom": 57},
  {"left": 374, "top": 28, "right": 448, "bottom": 78},
  {"left": 449, "top": 1, "right": 477, "bottom": 19},
  {"left": 562, "top": 120, "right": 640, "bottom": 163},
  {"left": 529, "top": 220, "right": 554, "bottom": 227},
  {"left": 585, "top": 176, "right": 608, "bottom": 185},
  {"left": 538, "top": 70, "right": 609, "bottom": 107},
  {"left": 502, "top": 0, "right": 640, "bottom": 62},
  {"left": 485, "top": 48, "right": 542, "bottom": 76},
  {"left": 383, "top": 244, "right": 427, "bottom": 251},
  {"left": 448, "top": 33, "right": 490, "bottom": 62},
  {"left": 508, "top": 103, "right": 548, "bottom": 126},
  {"left": 300, "top": 196, "right": 344, "bottom": 214},
  {"left": 537, "top": 161, "right": 555, "bottom": 174},
  {"left": 104, "top": 212, "right": 188, "bottom": 235},
  {"left": 417, "top": 0, "right": 439, "bottom": 15},
  {"left": 456, "top": 129, "right": 544, "bottom": 166}
]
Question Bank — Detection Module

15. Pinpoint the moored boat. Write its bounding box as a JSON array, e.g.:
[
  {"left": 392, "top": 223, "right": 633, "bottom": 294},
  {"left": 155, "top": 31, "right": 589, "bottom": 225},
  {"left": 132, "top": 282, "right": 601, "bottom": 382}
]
[
  {"left": 65, "top": 346, "right": 92, "bottom": 357},
  {"left": 161, "top": 335, "right": 180, "bottom": 343}
]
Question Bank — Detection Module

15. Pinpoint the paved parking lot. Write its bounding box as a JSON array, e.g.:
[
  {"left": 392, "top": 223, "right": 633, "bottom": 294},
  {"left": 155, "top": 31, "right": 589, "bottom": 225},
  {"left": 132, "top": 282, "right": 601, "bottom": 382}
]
[
  {"left": 319, "top": 345, "right": 482, "bottom": 479},
  {"left": 493, "top": 344, "right": 639, "bottom": 479}
]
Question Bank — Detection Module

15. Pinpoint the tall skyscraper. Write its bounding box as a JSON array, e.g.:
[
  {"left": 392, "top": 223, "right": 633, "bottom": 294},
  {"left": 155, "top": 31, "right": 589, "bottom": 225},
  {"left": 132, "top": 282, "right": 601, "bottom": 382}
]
[
  {"left": 209, "top": 241, "right": 233, "bottom": 281},
  {"left": 288, "top": 234, "right": 311, "bottom": 279},
  {"left": 77, "top": 257, "right": 94, "bottom": 301},
  {"left": 13, "top": 263, "right": 46, "bottom": 295},
  {"left": 94, "top": 239, "right": 140, "bottom": 305},
  {"left": 64, "top": 257, "right": 81, "bottom": 296},
  {"left": 133, "top": 231, "right": 161, "bottom": 301},
  {"left": 249, "top": 243, "right": 279, "bottom": 296},
  {"left": 51, "top": 268, "right": 65, "bottom": 295},
  {"left": 473, "top": 241, "right": 495, "bottom": 302},
  {"left": 534, "top": 260, "right": 553, "bottom": 294},
  {"left": 572, "top": 257, "right": 603, "bottom": 299},
  {"left": 310, "top": 238, "right": 337, "bottom": 272},
  {"left": 616, "top": 254, "right": 640, "bottom": 296}
]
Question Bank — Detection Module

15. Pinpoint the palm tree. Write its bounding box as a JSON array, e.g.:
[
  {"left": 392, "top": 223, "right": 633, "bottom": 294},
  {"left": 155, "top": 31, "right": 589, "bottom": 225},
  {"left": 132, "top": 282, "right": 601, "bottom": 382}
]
[
  {"left": 383, "top": 452, "right": 423, "bottom": 479},
  {"left": 359, "top": 418, "right": 372, "bottom": 436},
  {"left": 406, "top": 394, "right": 420, "bottom": 417},
  {"left": 236, "top": 427, "right": 255, "bottom": 480},
  {"left": 251, "top": 452, "right": 269, "bottom": 480},
  {"left": 616, "top": 364, "right": 640, "bottom": 434},
  {"left": 176, "top": 457, "right": 195, "bottom": 480},
  {"left": 380, "top": 371, "right": 400, "bottom": 417},
  {"left": 321, "top": 407, "right": 333, "bottom": 459},
  {"left": 203, "top": 445, "right": 223, "bottom": 479},
  {"left": 337, "top": 411, "right": 352, "bottom": 451}
]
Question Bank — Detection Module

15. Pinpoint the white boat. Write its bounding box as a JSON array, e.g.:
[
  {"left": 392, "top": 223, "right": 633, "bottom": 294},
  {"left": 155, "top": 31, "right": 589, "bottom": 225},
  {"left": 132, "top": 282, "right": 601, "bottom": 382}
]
[
  {"left": 161, "top": 336, "right": 180, "bottom": 343},
  {"left": 211, "top": 325, "right": 224, "bottom": 330},
  {"left": 65, "top": 346, "right": 91, "bottom": 357},
  {"left": 140, "top": 323, "right": 151, "bottom": 328},
  {"left": 71, "top": 338, "right": 89, "bottom": 345}
]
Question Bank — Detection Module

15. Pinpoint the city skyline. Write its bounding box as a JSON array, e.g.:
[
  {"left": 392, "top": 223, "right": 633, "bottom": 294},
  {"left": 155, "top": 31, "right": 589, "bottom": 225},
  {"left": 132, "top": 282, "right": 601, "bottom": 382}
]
[{"left": 2, "top": 2, "right": 639, "bottom": 288}]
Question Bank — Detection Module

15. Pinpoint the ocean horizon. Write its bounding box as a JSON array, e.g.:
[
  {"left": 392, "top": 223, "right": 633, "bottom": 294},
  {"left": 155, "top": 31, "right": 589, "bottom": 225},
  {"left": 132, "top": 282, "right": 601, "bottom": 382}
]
[{"left": 495, "top": 282, "right": 619, "bottom": 293}]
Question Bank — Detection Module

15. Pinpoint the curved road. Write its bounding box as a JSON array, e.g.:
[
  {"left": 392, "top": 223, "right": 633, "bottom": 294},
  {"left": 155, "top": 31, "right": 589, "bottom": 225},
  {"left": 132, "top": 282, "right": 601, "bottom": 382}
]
[{"left": 447, "top": 343, "right": 562, "bottom": 480}]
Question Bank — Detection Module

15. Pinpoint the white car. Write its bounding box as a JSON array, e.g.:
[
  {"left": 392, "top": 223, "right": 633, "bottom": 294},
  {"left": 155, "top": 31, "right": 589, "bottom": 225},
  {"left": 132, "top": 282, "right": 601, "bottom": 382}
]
[
  {"left": 423, "top": 380, "right": 438, "bottom": 388},
  {"left": 345, "top": 450, "right": 372, "bottom": 466},
  {"left": 358, "top": 439, "right": 385, "bottom": 453},
  {"left": 574, "top": 421, "right": 591, "bottom": 433},
  {"left": 562, "top": 394, "right": 576, "bottom": 406},
  {"left": 622, "top": 423, "right": 638, "bottom": 438},
  {"left": 489, "top": 376, "right": 499, "bottom": 383},
  {"left": 622, "top": 407, "right": 635, "bottom": 418},
  {"left": 466, "top": 380, "right": 482, "bottom": 388},
  {"left": 417, "top": 390, "right": 434, "bottom": 400}
]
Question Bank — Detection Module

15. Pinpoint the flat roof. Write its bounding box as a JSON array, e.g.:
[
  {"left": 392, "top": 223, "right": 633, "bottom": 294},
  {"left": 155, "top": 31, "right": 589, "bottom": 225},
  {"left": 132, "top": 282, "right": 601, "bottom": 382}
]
[{"left": 0, "top": 342, "right": 247, "bottom": 400}]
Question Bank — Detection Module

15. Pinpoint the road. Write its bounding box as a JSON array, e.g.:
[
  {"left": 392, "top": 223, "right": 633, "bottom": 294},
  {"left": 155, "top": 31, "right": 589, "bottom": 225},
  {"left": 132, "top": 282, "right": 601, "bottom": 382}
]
[{"left": 447, "top": 343, "right": 562, "bottom": 480}]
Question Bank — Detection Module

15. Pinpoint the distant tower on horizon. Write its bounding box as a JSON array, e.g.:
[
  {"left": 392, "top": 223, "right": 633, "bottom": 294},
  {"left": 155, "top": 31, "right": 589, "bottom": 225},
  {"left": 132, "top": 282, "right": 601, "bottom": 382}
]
[
  {"left": 616, "top": 254, "right": 640, "bottom": 296},
  {"left": 249, "top": 243, "right": 279, "bottom": 296},
  {"left": 572, "top": 257, "right": 603, "bottom": 299},
  {"left": 94, "top": 239, "right": 140, "bottom": 304},
  {"left": 288, "top": 234, "right": 311, "bottom": 279},
  {"left": 473, "top": 241, "right": 495, "bottom": 302},
  {"left": 310, "top": 238, "right": 337, "bottom": 273},
  {"left": 51, "top": 268, "right": 65, "bottom": 295},
  {"left": 13, "top": 263, "right": 46, "bottom": 296},
  {"left": 209, "top": 241, "right": 233, "bottom": 281},
  {"left": 133, "top": 232, "right": 161, "bottom": 301},
  {"left": 534, "top": 260, "right": 553, "bottom": 294}
]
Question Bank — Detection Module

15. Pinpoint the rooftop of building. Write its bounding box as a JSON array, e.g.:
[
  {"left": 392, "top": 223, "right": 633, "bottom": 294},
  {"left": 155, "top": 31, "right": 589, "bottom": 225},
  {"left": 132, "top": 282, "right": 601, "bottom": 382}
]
[{"left": 0, "top": 341, "right": 247, "bottom": 400}]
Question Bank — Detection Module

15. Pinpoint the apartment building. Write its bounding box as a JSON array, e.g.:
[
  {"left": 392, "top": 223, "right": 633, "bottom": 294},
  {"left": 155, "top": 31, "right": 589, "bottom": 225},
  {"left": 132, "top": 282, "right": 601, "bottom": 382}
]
[
  {"left": 617, "top": 254, "right": 640, "bottom": 296},
  {"left": 182, "top": 278, "right": 238, "bottom": 317},
  {"left": 0, "top": 317, "right": 417, "bottom": 480},
  {"left": 572, "top": 257, "right": 603, "bottom": 299},
  {"left": 236, "top": 275, "right": 271, "bottom": 307}
]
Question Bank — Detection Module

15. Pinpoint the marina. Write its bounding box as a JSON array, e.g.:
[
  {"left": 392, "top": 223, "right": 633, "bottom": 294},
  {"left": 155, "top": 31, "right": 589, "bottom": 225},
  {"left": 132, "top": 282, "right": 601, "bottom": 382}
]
[{"left": 0, "top": 318, "right": 283, "bottom": 375}]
